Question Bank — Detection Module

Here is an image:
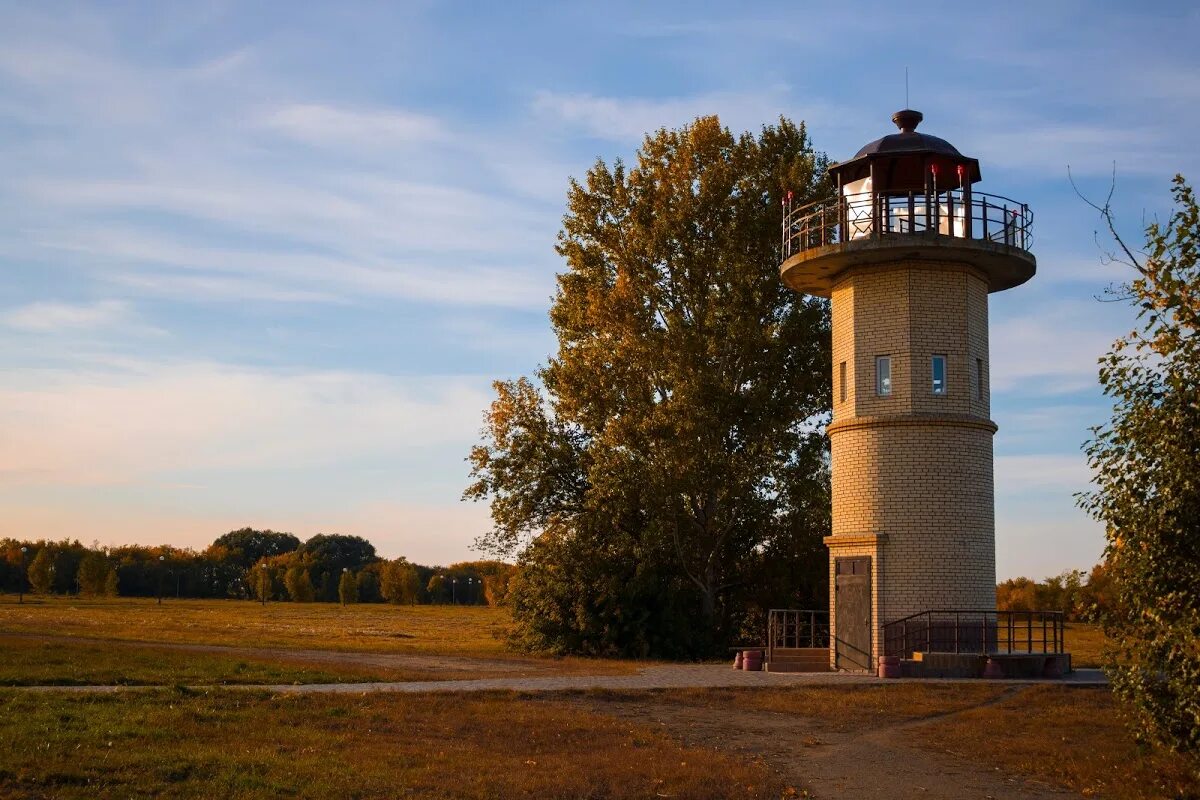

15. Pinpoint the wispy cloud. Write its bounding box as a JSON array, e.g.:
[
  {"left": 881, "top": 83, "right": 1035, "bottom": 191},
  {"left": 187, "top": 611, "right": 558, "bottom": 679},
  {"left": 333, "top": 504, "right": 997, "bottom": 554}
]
[
  {"left": 531, "top": 87, "right": 809, "bottom": 143},
  {"left": 989, "top": 299, "right": 1127, "bottom": 395},
  {"left": 1, "top": 299, "right": 130, "bottom": 332},
  {"left": 262, "top": 103, "right": 444, "bottom": 148}
]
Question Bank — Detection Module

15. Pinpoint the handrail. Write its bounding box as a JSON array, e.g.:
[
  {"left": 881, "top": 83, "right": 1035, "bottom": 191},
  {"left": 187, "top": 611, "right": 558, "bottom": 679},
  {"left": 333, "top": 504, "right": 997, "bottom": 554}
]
[
  {"left": 880, "top": 609, "right": 1065, "bottom": 659},
  {"left": 767, "top": 609, "right": 829, "bottom": 663},
  {"left": 782, "top": 189, "right": 1034, "bottom": 259}
]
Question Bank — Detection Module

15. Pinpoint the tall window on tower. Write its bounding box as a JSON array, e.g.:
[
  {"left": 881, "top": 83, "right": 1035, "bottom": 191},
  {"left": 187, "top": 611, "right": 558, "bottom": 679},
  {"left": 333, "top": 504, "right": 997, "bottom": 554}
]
[
  {"left": 931, "top": 355, "right": 947, "bottom": 395},
  {"left": 839, "top": 361, "right": 847, "bottom": 403},
  {"left": 876, "top": 356, "right": 892, "bottom": 396}
]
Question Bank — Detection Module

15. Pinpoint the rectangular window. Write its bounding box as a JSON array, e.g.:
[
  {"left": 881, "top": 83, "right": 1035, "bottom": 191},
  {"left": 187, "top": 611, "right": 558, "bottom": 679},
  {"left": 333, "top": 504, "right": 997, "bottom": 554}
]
[
  {"left": 876, "top": 356, "right": 892, "bottom": 396},
  {"left": 932, "top": 355, "right": 947, "bottom": 395},
  {"left": 839, "top": 361, "right": 847, "bottom": 403},
  {"left": 975, "top": 358, "right": 985, "bottom": 400}
]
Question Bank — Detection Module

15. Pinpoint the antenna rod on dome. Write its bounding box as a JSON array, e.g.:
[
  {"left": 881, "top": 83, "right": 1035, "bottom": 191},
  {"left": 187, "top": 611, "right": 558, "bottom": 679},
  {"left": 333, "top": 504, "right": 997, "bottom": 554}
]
[{"left": 905, "top": 67, "right": 909, "bottom": 109}]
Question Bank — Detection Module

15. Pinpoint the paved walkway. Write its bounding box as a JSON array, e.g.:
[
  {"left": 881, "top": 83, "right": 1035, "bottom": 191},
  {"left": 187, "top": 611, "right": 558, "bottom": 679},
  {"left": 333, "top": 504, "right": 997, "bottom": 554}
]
[{"left": 17, "top": 665, "right": 1108, "bottom": 694}]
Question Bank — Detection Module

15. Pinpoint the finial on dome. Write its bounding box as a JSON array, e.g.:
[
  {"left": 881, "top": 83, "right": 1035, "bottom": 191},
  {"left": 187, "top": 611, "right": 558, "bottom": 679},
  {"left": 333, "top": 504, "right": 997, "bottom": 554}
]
[{"left": 891, "top": 109, "right": 923, "bottom": 133}]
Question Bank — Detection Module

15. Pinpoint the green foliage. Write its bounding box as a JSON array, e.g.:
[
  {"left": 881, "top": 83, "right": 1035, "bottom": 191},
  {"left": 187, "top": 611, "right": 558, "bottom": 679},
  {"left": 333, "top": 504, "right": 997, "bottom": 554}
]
[
  {"left": 1079, "top": 175, "right": 1200, "bottom": 760},
  {"left": 1, "top": 534, "right": 498, "bottom": 605},
  {"left": 210, "top": 528, "right": 300, "bottom": 568},
  {"left": 249, "top": 563, "right": 275, "bottom": 602},
  {"left": 284, "top": 565, "right": 316, "bottom": 602},
  {"left": 76, "top": 552, "right": 115, "bottom": 597},
  {"left": 300, "top": 534, "right": 377, "bottom": 602},
  {"left": 467, "top": 116, "right": 832, "bottom": 657},
  {"left": 356, "top": 568, "right": 381, "bottom": 603},
  {"left": 381, "top": 560, "right": 422, "bottom": 605},
  {"left": 456, "top": 560, "right": 517, "bottom": 606},
  {"left": 996, "top": 564, "right": 1114, "bottom": 620},
  {"left": 27, "top": 549, "right": 53, "bottom": 595},
  {"left": 338, "top": 570, "right": 359, "bottom": 605}
]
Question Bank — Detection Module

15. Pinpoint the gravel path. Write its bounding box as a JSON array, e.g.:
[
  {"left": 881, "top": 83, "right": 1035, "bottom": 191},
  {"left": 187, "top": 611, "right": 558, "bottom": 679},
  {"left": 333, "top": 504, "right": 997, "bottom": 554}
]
[{"left": 15, "top": 665, "right": 1108, "bottom": 693}]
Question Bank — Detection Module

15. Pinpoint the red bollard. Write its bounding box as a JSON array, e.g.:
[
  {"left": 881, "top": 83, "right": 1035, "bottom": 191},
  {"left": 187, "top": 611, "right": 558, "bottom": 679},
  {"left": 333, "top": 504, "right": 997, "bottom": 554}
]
[
  {"left": 878, "top": 655, "right": 901, "bottom": 679},
  {"left": 742, "top": 650, "right": 763, "bottom": 671}
]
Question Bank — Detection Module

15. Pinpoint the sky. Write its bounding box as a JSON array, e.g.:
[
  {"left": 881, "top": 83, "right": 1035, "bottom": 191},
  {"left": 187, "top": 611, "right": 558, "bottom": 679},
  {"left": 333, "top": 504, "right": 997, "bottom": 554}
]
[{"left": 0, "top": 1, "right": 1197, "bottom": 577}]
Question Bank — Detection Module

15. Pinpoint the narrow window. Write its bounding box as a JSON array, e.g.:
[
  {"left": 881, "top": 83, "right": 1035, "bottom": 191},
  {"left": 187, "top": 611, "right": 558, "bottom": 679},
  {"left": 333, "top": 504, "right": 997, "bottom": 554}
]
[
  {"left": 975, "top": 358, "right": 985, "bottom": 400},
  {"left": 931, "top": 355, "right": 947, "bottom": 395},
  {"left": 876, "top": 356, "right": 891, "bottom": 396},
  {"left": 839, "top": 361, "right": 847, "bottom": 403}
]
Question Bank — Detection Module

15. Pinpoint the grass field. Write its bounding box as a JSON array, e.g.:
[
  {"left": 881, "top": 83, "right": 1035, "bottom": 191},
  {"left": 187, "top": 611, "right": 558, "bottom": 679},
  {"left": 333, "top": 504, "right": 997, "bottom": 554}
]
[
  {"left": 0, "top": 596, "right": 1192, "bottom": 799},
  {"left": 0, "top": 635, "right": 478, "bottom": 686},
  {"left": 1064, "top": 622, "right": 1106, "bottom": 668},
  {"left": 0, "top": 689, "right": 782, "bottom": 799},
  {"left": 0, "top": 595, "right": 511, "bottom": 655},
  {"left": 3, "top": 684, "right": 1193, "bottom": 800},
  {"left": 915, "top": 684, "right": 1199, "bottom": 800},
  {"left": 608, "top": 684, "right": 1198, "bottom": 800},
  {"left": 0, "top": 596, "right": 641, "bottom": 684},
  {"left": 656, "top": 681, "right": 1011, "bottom": 727}
]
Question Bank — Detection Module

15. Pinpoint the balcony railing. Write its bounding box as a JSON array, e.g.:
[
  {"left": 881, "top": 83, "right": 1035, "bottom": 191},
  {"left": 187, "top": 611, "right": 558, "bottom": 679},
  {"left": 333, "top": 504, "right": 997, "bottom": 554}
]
[
  {"left": 881, "top": 609, "right": 1065, "bottom": 659},
  {"left": 767, "top": 608, "right": 829, "bottom": 661},
  {"left": 782, "top": 189, "right": 1033, "bottom": 260}
]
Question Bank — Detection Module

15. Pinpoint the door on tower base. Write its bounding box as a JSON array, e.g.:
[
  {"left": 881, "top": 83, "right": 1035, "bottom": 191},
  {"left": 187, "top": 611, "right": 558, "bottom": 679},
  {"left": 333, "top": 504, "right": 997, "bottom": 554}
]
[{"left": 835, "top": 557, "right": 872, "bottom": 671}]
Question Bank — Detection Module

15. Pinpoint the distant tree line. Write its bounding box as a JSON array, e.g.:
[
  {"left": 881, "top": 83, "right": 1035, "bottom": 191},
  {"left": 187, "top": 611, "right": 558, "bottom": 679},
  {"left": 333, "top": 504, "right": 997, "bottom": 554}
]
[
  {"left": 0, "top": 528, "right": 514, "bottom": 606},
  {"left": 995, "top": 563, "right": 1114, "bottom": 621}
]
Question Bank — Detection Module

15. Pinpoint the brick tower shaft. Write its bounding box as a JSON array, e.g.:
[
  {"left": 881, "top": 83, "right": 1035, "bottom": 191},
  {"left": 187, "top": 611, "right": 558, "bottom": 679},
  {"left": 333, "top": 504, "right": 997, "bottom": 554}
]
[
  {"left": 779, "top": 109, "right": 1035, "bottom": 671},
  {"left": 826, "top": 261, "right": 998, "bottom": 666}
]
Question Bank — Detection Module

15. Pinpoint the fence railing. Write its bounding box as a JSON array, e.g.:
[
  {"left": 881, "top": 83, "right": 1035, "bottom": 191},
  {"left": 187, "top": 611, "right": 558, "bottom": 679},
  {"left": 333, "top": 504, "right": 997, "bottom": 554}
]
[
  {"left": 881, "top": 609, "right": 1064, "bottom": 659},
  {"left": 782, "top": 189, "right": 1033, "bottom": 259},
  {"left": 767, "top": 609, "right": 829, "bottom": 661}
]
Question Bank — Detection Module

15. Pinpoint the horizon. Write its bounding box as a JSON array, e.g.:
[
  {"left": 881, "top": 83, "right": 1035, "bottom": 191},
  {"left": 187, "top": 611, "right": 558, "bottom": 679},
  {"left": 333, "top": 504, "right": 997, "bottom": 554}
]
[{"left": 2, "top": 2, "right": 1198, "bottom": 579}]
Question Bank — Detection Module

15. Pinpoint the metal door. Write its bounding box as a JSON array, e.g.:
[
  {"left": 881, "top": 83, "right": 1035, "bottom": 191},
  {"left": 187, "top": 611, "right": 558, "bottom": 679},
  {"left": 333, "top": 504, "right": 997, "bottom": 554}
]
[{"left": 835, "top": 557, "right": 872, "bottom": 670}]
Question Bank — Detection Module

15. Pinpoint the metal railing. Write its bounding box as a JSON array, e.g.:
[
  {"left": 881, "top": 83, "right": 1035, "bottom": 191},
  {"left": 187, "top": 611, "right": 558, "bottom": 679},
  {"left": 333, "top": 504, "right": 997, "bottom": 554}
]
[
  {"left": 782, "top": 189, "right": 1033, "bottom": 259},
  {"left": 881, "top": 609, "right": 1064, "bottom": 659},
  {"left": 767, "top": 609, "right": 829, "bottom": 662}
]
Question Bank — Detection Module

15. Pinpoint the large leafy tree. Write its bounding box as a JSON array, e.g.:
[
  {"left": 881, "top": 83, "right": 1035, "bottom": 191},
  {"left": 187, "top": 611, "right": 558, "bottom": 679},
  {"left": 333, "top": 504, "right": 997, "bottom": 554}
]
[
  {"left": 210, "top": 528, "right": 300, "bottom": 568},
  {"left": 298, "top": 534, "right": 377, "bottom": 602},
  {"left": 27, "top": 548, "right": 53, "bottom": 595},
  {"left": 1079, "top": 175, "right": 1200, "bottom": 759},
  {"left": 466, "top": 116, "right": 831, "bottom": 657}
]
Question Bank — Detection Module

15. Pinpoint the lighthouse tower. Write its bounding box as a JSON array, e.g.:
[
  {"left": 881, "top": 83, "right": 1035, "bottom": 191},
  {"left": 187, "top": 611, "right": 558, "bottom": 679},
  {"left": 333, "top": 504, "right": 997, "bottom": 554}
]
[{"left": 780, "top": 110, "right": 1035, "bottom": 671}]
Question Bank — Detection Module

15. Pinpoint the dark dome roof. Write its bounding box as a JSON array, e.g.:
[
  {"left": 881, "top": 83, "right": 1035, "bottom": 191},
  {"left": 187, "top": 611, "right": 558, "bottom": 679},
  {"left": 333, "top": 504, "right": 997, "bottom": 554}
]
[
  {"left": 851, "top": 130, "right": 964, "bottom": 160},
  {"left": 828, "top": 109, "right": 981, "bottom": 188}
]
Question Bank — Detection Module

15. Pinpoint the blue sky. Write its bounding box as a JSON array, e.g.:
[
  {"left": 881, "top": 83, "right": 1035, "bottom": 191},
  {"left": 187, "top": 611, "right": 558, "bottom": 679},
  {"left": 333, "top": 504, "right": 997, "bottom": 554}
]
[{"left": 1, "top": 1, "right": 1196, "bottom": 577}]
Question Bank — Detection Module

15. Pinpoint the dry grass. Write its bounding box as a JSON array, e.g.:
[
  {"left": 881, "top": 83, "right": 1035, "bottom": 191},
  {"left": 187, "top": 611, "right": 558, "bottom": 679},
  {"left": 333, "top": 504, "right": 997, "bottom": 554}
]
[
  {"left": 1065, "top": 622, "right": 1106, "bottom": 669},
  {"left": 0, "top": 596, "right": 641, "bottom": 679},
  {"left": 621, "top": 683, "right": 1009, "bottom": 731},
  {"left": 915, "top": 685, "right": 1197, "bottom": 800},
  {"left": 0, "top": 689, "right": 783, "bottom": 799},
  {"left": 0, "top": 635, "right": 479, "bottom": 686},
  {"left": 619, "top": 683, "right": 1197, "bottom": 799},
  {"left": 0, "top": 595, "right": 510, "bottom": 654}
]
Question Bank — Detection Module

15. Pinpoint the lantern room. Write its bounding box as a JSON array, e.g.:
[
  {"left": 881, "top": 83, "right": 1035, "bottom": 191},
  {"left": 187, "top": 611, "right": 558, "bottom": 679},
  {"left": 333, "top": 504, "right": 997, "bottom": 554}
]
[{"left": 780, "top": 109, "right": 1035, "bottom": 297}]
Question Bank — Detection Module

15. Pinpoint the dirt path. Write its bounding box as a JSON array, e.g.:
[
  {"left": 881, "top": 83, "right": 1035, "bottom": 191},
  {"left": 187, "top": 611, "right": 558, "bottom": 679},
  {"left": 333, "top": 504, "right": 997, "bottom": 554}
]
[
  {"left": 12, "top": 661, "right": 1107, "bottom": 694},
  {"left": 577, "top": 687, "right": 1072, "bottom": 799}
]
